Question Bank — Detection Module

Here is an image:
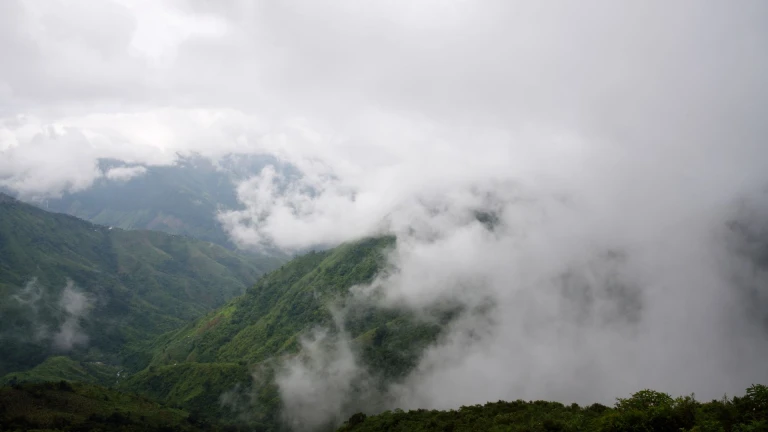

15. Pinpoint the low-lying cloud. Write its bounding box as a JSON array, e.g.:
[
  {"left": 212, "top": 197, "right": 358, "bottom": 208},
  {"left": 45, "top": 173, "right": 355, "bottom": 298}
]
[
  {"left": 0, "top": 110, "right": 271, "bottom": 199},
  {"left": 5, "top": 278, "right": 93, "bottom": 351},
  {"left": 104, "top": 165, "right": 147, "bottom": 181},
  {"left": 269, "top": 185, "right": 768, "bottom": 429},
  {"left": 52, "top": 281, "right": 93, "bottom": 351},
  {"left": 276, "top": 326, "right": 367, "bottom": 431}
]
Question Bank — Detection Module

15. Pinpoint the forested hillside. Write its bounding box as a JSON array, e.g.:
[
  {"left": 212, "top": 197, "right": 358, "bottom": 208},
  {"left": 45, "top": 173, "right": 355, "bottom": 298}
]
[
  {"left": 337, "top": 385, "right": 768, "bottom": 432},
  {"left": 0, "top": 193, "right": 283, "bottom": 378},
  {"left": 120, "top": 236, "right": 452, "bottom": 427}
]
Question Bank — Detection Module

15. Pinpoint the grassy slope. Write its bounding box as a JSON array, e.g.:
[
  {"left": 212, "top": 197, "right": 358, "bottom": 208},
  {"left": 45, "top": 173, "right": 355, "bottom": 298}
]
[
  {"left": 0, "top": 381, "right": 221, "bottom": 432},
  {"left": 0, "top": 193, "right": 283, "bottom": 377},
  {"left": 121, "top": 236, "right": 448, "bottom": 422}
]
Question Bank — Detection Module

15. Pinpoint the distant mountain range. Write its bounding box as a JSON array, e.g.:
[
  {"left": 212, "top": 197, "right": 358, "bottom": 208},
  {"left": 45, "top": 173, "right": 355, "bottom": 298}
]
[{"left": 16, "top": 153, "right": 293, "bottom": 256}]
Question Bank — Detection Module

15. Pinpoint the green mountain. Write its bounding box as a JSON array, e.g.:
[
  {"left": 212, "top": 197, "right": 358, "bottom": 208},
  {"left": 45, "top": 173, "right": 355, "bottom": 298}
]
[
  {"left": 119, "top": 236, "right": 451, "bottom": 427},
  {"left": 32, "top": 153, "right": 291, "bottom": 255},
  {"left": 0, "top": 192, "right": 283, "bottom": 377},
  {"left": 336, "top": 385, "right": 768, "bottom": 432}
]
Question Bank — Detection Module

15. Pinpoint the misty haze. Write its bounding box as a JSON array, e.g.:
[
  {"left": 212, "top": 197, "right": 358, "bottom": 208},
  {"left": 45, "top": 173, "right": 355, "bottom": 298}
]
[{"left": 1, "top": 1, "right": 767, "bottom": 431}]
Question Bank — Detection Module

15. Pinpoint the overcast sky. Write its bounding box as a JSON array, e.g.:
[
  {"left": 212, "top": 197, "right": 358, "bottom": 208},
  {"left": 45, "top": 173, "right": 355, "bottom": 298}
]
[
  {"left": 3, "top": 1, "right": 766, "bottom": 212},
  {"left": 3, "top": 0, "right": 768, "bottom": 423}
]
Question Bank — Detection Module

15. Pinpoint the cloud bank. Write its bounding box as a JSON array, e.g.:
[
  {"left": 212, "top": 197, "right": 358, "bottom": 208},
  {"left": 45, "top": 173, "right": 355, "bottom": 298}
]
[{"left": 210, "top": 0, "right": 765, "bottom": 427}]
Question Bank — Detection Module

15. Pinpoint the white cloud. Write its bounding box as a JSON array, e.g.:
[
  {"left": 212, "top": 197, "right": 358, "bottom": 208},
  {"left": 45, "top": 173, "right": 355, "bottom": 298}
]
[
  {"left": 0, "top": 121, "right": 104, "bottom": 198},
  {"left": 52, "top": 281, "right": 93, "bottom": 351},
  {"left": 276, "top": 326, "right": 367, "bottom": 431}
]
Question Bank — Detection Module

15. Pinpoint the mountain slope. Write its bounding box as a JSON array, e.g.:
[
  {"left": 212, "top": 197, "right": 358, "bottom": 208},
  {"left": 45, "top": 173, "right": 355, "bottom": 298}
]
[
  {"left": 0, "top": 192, "right": 283, "bottom": 376},
  {"left": 122, "top": 236, "right": 767, "bottom": 431},
  {"left": 121, "top": 236, "right": 450, "bottom": 425},
  {"left": 144, "top": 238, "right": 394, "bottom": 366}
]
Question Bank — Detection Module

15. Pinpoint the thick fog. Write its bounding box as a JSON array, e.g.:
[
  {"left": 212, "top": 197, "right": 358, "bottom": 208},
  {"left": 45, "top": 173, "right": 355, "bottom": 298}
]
[{"left": 2, "top": 0, "right": 767, "bottom": 428}]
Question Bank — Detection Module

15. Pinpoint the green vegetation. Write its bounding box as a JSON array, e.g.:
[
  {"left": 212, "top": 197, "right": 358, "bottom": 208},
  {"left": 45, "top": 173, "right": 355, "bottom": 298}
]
[
  {"left": 120, "top": 236, "right": 448, "bottom": 424},
  {"left": 338, "top": 385, "right": 768, "bottom": 432},
  {"left": 121, "top": 362, "right": 250, "bottom": 420},
  {"left": 0, "top": 381, "right": 222, "bottom": 431},
  {"left": 143, "top": 238, "right": 398, "bottom": 367},
  {"left": 0, "top": 356, "right": 119, "bottom": 387},
  {"left": 0, "top": 193, "right": 283, "bottom": 378}
]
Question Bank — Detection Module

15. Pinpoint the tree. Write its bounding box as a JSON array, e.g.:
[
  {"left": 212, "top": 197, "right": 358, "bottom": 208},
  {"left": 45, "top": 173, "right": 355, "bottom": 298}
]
[{"left": 616, "top": 389, "right": 673, "bottom": 411}]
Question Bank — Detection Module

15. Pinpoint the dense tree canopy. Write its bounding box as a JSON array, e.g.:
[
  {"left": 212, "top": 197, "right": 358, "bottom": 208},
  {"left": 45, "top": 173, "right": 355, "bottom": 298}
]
[{"left": 338, "top": 385, "right": 768, "bottom": 432}]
